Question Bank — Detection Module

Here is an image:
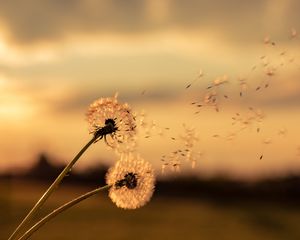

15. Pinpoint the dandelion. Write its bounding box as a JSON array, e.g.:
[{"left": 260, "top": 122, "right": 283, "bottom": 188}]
[
  {"left": 106, "top": 153, "right": 155, "bottom": 209},
  {"left": 86, "top": 93, "right": 137, "bottom": 149}
]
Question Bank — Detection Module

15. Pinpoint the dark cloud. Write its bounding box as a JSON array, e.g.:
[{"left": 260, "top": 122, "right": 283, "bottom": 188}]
[{"left": 1, "top": 0, "right": 299, "bottom": 45}]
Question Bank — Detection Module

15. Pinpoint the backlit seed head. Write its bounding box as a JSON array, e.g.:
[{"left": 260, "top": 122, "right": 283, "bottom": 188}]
[
  {"left": 86, "top": 93, "right": 137, "bottom": 150},
  {"left": 106, "top": 153, "right": 155, "bottom": 209}
]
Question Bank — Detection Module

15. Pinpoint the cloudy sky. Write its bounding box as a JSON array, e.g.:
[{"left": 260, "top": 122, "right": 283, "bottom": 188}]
[{"left": 0, "top": 0, "right": 300, "bottom": 180}]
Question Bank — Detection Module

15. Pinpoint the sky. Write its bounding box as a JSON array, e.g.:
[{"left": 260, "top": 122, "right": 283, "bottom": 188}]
[{"left": 0, "top": 0, "right": 300, "bottom": 180}]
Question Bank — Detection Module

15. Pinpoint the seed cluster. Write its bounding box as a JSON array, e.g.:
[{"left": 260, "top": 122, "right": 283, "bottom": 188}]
[
  {"left": 86, "top": 93, "right": 137, "bottom": 151},
  {"left": 106, "top": 153, "right": 155, "bottom": 209}
]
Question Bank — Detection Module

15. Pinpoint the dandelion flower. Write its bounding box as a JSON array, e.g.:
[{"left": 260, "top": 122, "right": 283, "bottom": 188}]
[
  {"left": 106, "top": 154, "right": 155, "bottom": 209},
  {"left": 86, "top": 93, "right": 136, "bottom": 149}
]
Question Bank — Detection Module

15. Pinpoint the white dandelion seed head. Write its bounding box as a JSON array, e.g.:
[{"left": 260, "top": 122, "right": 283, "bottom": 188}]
[
  {"left": 86, "top": 94, "right": 137, "bottom": 150},
  {"left": 106, "top": 153, "right": 155, "bottom": 210}
]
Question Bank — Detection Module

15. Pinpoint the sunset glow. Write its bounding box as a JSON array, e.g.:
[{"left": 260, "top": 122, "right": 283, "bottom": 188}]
[{"left": 0, "top": 0, "right": 300, "bottom": 181}]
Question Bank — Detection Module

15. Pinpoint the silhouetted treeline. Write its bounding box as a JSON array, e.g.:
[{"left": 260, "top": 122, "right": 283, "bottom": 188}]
[{"left": 2, "top": 153, "right": 300, "bottom": 204}]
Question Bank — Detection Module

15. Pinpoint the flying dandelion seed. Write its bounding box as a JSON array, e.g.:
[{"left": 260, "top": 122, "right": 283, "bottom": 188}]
[
  {"left": 106, "top": 153, "right": 155, "bottom": 209},
  {"left": 264, "top": 36, "right": 271, "bottom": 45},
  {"left": 185, "top": 69, "right": 204, "bottom": 89},
  {"left": 229, "top": 108, "right": 264, "bottom": 138},
  {"left": 86, "top": 93, "right": 137, "bottom": 150},
  {"left": 162, "top": 125, "right": 201, "bottom": 172},
  {"left": 185, "top": 83, "right": 192, "bottom": 89},
  {"left": 290, "top": 28, "right": 297, "bottom": 39},
  {"left": 278, "top": 128, "right": 287, "bottom": 136},
  {"left": 259, "top": 138, "right": 272, "bottom": 160},
  {"left": 297, "top": 146, "right": 300, "bottom": 157},
  {"left": 280, "top": 51, "right": 286, "bottom": 56},
  {"left": 266, "top": 67, "right": 275, "bottom": 77}
]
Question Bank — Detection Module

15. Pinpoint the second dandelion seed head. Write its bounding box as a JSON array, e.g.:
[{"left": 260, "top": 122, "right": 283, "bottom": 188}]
[{"left": 106, "top": 153, "right": 155, "bottom": 209}]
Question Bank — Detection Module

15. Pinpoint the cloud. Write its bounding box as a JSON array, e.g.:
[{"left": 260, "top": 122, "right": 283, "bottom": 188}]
[{"left": 0, "top": 0, "right": 299, "bottom": 45}]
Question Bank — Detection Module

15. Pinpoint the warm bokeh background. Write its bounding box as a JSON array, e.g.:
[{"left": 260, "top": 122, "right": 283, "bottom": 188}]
[
  {"left": 0, "top": 0, "right": 300, "bottom": 179},
  {"left": 1, "top": 1, "right": 300, "bottom": 239}
]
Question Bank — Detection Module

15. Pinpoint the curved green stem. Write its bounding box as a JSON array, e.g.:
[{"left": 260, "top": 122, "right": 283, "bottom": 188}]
[
  {"left": 8, "top": 136, "right": 97, "bottom": 240},
  {"left": 17, "top": 185, "right": 111, "bottom": 240}
]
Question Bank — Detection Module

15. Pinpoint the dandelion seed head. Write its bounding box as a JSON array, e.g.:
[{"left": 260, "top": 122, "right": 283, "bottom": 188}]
[
  {"left": 106, "top": 153, "right": 155, "bottom": 209},
  {"left": 86, "top": 94, "right": 136, "bottom": 150}
]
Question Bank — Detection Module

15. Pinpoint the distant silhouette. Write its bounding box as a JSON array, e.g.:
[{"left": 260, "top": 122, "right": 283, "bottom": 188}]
[
  {"left": 23, "top": 153, "right": 65, "bottom": 181},
  {"left": 1, "top": 153, "right": 300, "bottom": 204}
]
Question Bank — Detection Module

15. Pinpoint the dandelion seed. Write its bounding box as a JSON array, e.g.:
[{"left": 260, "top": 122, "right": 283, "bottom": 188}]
[
  {"left": 226, "top": 133, "right": 236, "bottom": 141},
  {"left": 86, "top": 93, "right": 136, "bottom": 149},
  {"left": 161, "top": 164, "right": 167, "bottom": 174},
  {"left": 280, "top": 51, "right": 286, "bottom": 56},
  {"left": 197, "top": 69, "right": 204, "bottom": 78},
  {"left": 297, "top": 146, "right": 300, "bottom": 157},
  {"left": 264, "top": 36, "right": 270, "bottom": 45},
  {"left": 291, "top": 28, "right": 297, "bottom": 39},
  {"left": 172, "top": 163, "right": 181, "bottom": 172},
  {"left": 106, "top": 154, "right": 155, "bottom": 209},
  {"left": 263, "top": 138, "right": 272, "bottom": 145},
  {"left": 278, "top": 128, "right": 287, "bottom": 136},
  {"left": 266, "top": 68, "right": 275, "bottom": 77},
  {"left": 191, "top": 159, "right": 197, "bottom": 169}
]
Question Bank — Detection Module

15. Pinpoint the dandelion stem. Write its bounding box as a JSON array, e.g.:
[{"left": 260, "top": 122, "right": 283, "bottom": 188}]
[
  {"left": 8, "top": 136, "right": 97, "bottom": 240},
  {"left": 17, "top": 185, "right": 111, "bottom": 240}
]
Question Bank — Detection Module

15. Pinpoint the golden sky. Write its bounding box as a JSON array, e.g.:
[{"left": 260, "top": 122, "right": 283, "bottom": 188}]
[{"left": 0, "top": 0, "right": 300, "bottom": 180}]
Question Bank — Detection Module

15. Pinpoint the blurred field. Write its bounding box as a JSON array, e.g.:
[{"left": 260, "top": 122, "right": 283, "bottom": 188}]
[{"left": 1, "top": 179, "right": 300, "bottom": 240}]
